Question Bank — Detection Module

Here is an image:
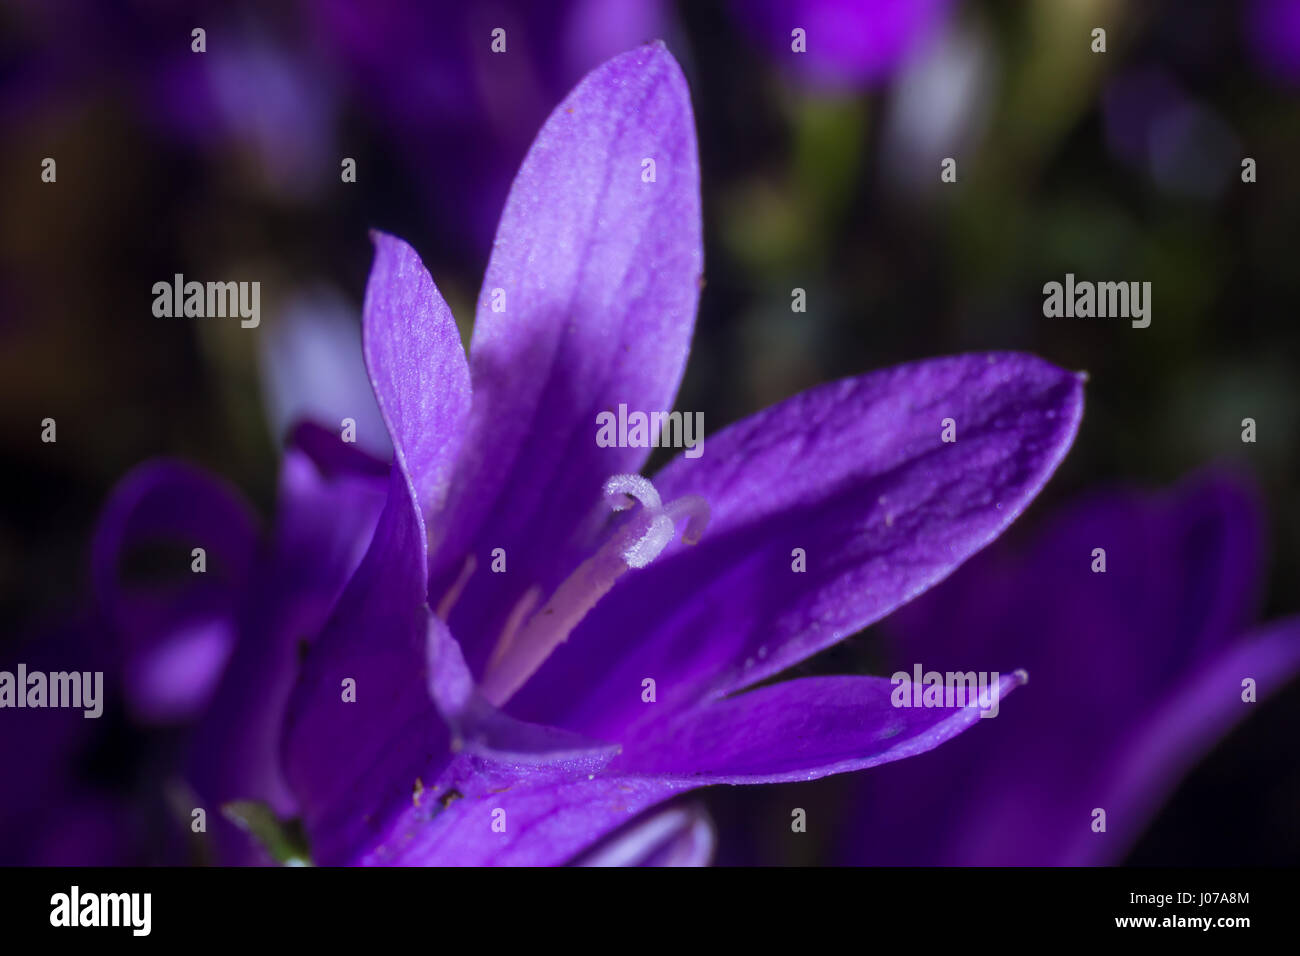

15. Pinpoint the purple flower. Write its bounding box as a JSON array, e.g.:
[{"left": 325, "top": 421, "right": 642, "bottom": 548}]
[
  {"left": 91, "top": 43, "right": 1081, "bottom": 866},
  {"left": 841, "top": 471, "right": 1300, "bottom": 865},
  {"left": 274, "top": 43, "right": 1080, "bottom": 866},
  {"left": 734, "top": 0, "right": 953, "bottom": 90},
  {"left": 1247, "top": 0, "right": 1300, "bottom": 86}
]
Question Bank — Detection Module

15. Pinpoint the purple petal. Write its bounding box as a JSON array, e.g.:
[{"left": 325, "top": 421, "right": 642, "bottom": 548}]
[
  {"left": 1247, "top": 0, "right": 1300, "bottom": 86},
  {"left": 737, "top": 0, "right": 952, "bottom": 89},
  {"left": 92, "top": 460, "right": 259, "bottom": 723},
  {"left": 1068, "top": 615, "right": 1300, "bottom": 864},
  {"left": 362, "top": 764, "right": 688, "bottom": 866},
  {"left": 362, "top": 231, "right": 471, "bottom": 520},
  {"left": 845, "top": 472, "right": 1282, "bottom": 864},
  {"left": 280, "top": 467, "right": 448, "bottom": 865},
  {"left": 511, "top": 353, "right": 1083, "bottom": 737},
  {"left": 573, "top": 803, "right": 716, "bottom": 867},
  {"left": 284, "top": 420, "right": 390, "bottom": 481},
  {"left": 610, "top": 672, "right": 1025, "bottom": 782},
  {"left": 186, "top": 432, "right": 388, "bottom": 862},
  {"left": 430, "top": 42, "right": 703, "bottom": 675}
]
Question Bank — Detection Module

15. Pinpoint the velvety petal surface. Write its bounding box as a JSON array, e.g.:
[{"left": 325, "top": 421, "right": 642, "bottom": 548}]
[
  {"left": 361, "top": 761, "right": 689, "bottom": 866},
  {"left": 511, "top": 353, "right": 1083, "bottom": 737},
  {"left": 362, "top": 231, "right": 471, "bottom": 520},
  {"left": 430, "top": 42, "right": 703, "bottom": 676},
  {"left": 843, "top": 472, "right": 1284, "bottom": 865},
  {"left": 91, "top": 460, "right": 259, "bottom": 723},
  {"left": 610, "top": 672, "right": 1025, "bottom": 782}
]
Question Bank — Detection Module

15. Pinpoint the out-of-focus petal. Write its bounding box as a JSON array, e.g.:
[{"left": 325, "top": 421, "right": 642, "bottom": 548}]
[
  {"left": 1063, "top": 615, "right": 1300, "bottom": 865},
  {"left": 736, "top": 0, "right": 952, "bottom": 90},
  {"left": 845, "top": 473, "right": 1279, "bottom": 865},
  {"left": 186, "top": 431, "right": 388, "bottom": 862},
  {"left": 91, "top": 461, "right": 259, "bottom": 723},
  {"left": 280, "top": 468, "right": 448, "bottom": 866}
]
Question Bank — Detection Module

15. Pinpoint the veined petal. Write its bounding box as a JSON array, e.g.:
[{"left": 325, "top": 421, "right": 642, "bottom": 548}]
[
  {"left": 430, "top": 42, "right": 703, "bottom": 675},
  {"left": 511, "top": 352, "right": 1083, "bottom": 737},
  {"left": 609, "top": 672, "right": 1026, "bottom": 783},
  {"left": 361, "top": 763, "right": 689, "bottom": 867},
  {"left": 362, "top": 231, "right": 471, "bottom": 522},
  {"left": 1068, "top": 615, "right": 1300, "bottom": 865}
]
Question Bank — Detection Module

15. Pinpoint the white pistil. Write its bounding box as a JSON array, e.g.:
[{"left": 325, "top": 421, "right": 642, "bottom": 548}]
[{"left": 478, "top": 473, "right": 708, "bottom": 707}]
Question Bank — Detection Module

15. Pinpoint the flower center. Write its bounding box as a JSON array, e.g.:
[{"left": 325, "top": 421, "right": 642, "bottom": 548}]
[{"left": 477, "top": 474, "right": 708, "bottom": 707}]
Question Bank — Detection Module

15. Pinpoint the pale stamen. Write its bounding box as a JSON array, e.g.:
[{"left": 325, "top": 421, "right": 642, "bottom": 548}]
[
  {"left": 435, "top": 553, "right": 478, "bottom": 621},
  {"left": 478, "top": 473, "right": 709, "bottom": 707}
]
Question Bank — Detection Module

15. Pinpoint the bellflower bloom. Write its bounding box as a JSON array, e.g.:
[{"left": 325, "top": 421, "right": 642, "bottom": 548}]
[
  {"left": 842, "top": 472, "right": 1300, "bottom": 865},
  {"left": 274, "top": 43, "right": 1081, "bottom": 866},
  {"left": 89, "top": 43, "right": 1082, "bottom": 866}
]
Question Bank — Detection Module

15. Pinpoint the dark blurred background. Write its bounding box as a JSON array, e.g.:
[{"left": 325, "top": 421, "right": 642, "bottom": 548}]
[{"left": 1, "top": 0, "right": 1297, "bottom": 864}]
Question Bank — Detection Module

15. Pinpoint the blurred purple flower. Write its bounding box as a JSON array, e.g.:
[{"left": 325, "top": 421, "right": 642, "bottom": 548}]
[
  {"left": 1247, "top": 0, "right": 1300, "bottom": 85},
  {"left": 92, "top": 432, "right": 388, "bottom": 863},
  {"left": 735, "top": 0, "right": 953, "bottom": 90},
  {"left": 1103, "top": 68, "right": 1240, "bottom": 201},
  {"left": 2, "top": 1, "right": 335, "bottom": 197},
  {"left": 843, "top": 472, "right": 1300, "bottom": 865},
  {"left": 313, "top": 0, "right": 667, "bottom": 250}
]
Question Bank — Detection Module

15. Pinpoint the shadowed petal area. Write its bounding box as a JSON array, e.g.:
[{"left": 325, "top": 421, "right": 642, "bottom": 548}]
[
  {"left": 1068, "top": 615, "right": 1300, "bottom": 864},
  {"left": 362, "top": 231, "right": 471, "bottom": 520},
  {"left": 431, "top": 42, "right": 703, "bottom": 674},
  {"left": 92, "top": 461, "right": 260, "bottom": 723},
  {"left": 844, "top": 473, "right": 1287, "bottom": 865},
  {"left": 186, "top": 432, "right": 387, "bottom": 863},
  {"left": 512, "top": 352, "right": 1083, "bottom": 737},
  {"left": 283, "top": 246, "right": 472, "bottom": 863},
  {"left": 609, "top": 672, "right": 1025, "bottom": 782},
  {"left": 280, "top": 468, "right": 449, "bottom": 866}
]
